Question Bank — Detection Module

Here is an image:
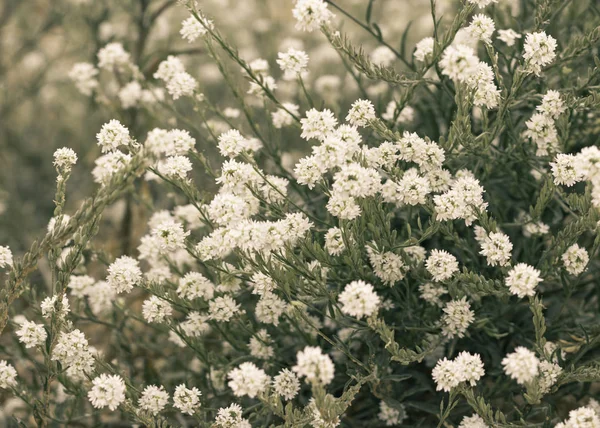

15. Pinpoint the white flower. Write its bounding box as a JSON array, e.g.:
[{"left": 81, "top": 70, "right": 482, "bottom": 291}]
[
  {"left": 505, "top": 263, "right": 542, "bottom": 298},
  {"left": 249, "top": 329, "right": 274, "bottom": 359},
  {"left": 292, "top": 0, "right": 334, "bottom": 32},
  {"left": 107, "top": 256, "right": 142, "bottom": 293},
  {"left": 180, "top": 14, "right": 212, "bottom": 43},
  {"left": 166, "top": 72, "right": 198, "bottom": 99},
  {"left": 173, "top": 384, "right": 201, "bottom": 415},
  {"left": 551, "top": 154, "right": 585, "bottom": 187},
  {"left": 208, "top": 296, "right": 242, "bottom": 322},
  {"left": 0, "top": 361, "right": 17, "bottom": 389},
  {"left": 467, "top": 14, "right": 495, "bottom": 44},
  {"left": 502, "top": 347, "right": 539, "bottom": 384},
  {"left": 53, "top": 147, "right": 78, "bottom": 171},
  {"left": 537, "top": 90, "right": 566, "bottom": 119},
  {"left": 414, "top": 37, "right": 435, "bottom": 62},
  {"left": 440, "top": 45, "right": 479, "bottom": 82},
  {"left": 118, "top": 81, "right": 142, "bottom": 108},
  {"left": 138, "top": 385, "right": 169, "bottom": 416},
  {"left": 301, "top": 108, "right": 338, "bottom": 141},
  {"left": 277, "top": 48, "right": 309, "bottom": 79},
  {"left": 378, "top": 401, "right": 407, "bottom": 426},
  {"left": 327, "top": 193, "right": 362, "bottom": 220},
  {"left": 154, "top": 56, "right": 185, "bottom": 82},
  {"left": 367, "top": 248, "right": 406, "bottom": 285},
  {"left": 419, "top": 282, "right": 447, "bottom": 307},
  {"left": 559, "top": 406, "right": 600, "bottom": 428},
  {"left": 214, "top": 404, "right": 251, "bottom": 427},
  {"left": 459, "top": 414, "right": 489, "bottom": 428},
  {"left": 562, "top": 243, "right": 589, "bottom": 275},
  {"left": 272, "top": 103, "right": 300, "bottom": 128},
  {"left": 97, "top": 42, "right": 130, "bottom": 70},
  {"left": 40, "top": 294, "right": 70, "bottom": 320},
  {"left": 426, "top": 249, "right": 459, "bottom": 282},
  {"left": 256, "top": 292, "right": 287, "bottom": 325},
  {"left": 177, "top": 272, "right": 215, "bottom": 301},
  {"left": 158, "top": 155, "right": 193, "bottom": 179},
  {"left": 96, "top": 119, "right": 131, "bottom": 153},
  {"left": 325, "top": 227, "right": 346, "bottom": 256},
  {"left": 432, "top": 358, "right": 460, "bottom": 392},
  {"left": 15, "top": 320, "right": 47, "bottom": 348},
  {"left": 142, "top": 296, "right": 172, "bottom": 324},
  {"left": 88, "top": 374, "right": 126, "bottom": 411},
  {"left": 538, "top": 361, "right": 562, "bottom": 394},
  {"left": 0, "top": 246, "right": 13, "bottom": 269},
  {"left": 497, "top": 29, "right": 521, "bottom": 46},
  {"left": 346, "top": 99, "right": 376, "bottom": 127},
  {"left": 442, "top": 297, "right": 475, "bottom": 338},
  {"left": 151, "top": 219, "right": 190, "bottom": 253},
  {"left": 523, "top": 31, "right": 557, "bottom": 75},
  {"left": 228, "top": 362, "right": 270, "bottom": 398},
  {"left": 273, "top": 369, "right": 300, "bottom": 401},
  {"left": 455, "top": 351, "right": 485, "bottom": 386},
  {"left": 52, "top": 330, "right": 95, "bottom": 379},
  {"left": 68, "top": 62, "right": 98, "bottom": 95},
  {"left": 338, "top": 280, "right": 380, "bottom": 319},
  {"left": 293, "top": 346, "right": 335, "bottom": 385},
  {"left": 479, "top": 232, "right": 513, "bottom": 266},
  {"left": 92, "top": 152, "right": 132, "bottom": 185}
]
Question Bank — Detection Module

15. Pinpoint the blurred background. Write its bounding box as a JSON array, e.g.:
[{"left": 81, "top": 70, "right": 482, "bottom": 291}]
[{"left": 0, "top": 0, "right": 450, "bottom": 255}]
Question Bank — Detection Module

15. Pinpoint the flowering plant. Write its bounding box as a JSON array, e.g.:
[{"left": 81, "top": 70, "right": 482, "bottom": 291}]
[{"left": 2, "top": 0, "right": 600, "bottom": 427}]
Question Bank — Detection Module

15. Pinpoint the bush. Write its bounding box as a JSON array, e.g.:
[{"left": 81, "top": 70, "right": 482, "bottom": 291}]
[{"left": 1, "top": 0, "right": 600, "bottom": 426}]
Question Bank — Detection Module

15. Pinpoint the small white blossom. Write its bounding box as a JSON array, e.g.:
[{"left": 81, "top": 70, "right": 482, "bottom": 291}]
[
  {"left": 292, "top": 0, "right": 334, "bottom": 32},
  {"left": 16, "top": 320, "right": 47, "bottom": 348},
  {"left": 88, "top": 374, "right": 126, "bottom": 411},
  {"left": 505, "top": 263, "right": 542, "bottom": 298},
  {"left": 502, "top": 347, "right": 539, "bottom": 384},
  {"left": 562, "top": 243, "right": 589, "bottom": 276},
  {"left": 273, "top": 369, "right": 300, "bottom": 401},
  {"left": 338, "top": 280, "right": 380, "bottom": 319},
  {"left": 96, "top": 119, "right": 131, "bottom": 153},
  {"left": 173, "top": 384, "right": 201, "bottom": 415},
  {"left": 138, "top": 385, "right": 169, "bottom": 416},
  {"left": 228, "top": 362, "right": 270, "bottom": 398},
  {"left": 346, "top": 99, "right": 375, "bottom": 127},
  {"left": 293, "top": 346, "right": 335, "bottom": 385},
  {"left": 426, "top": 249, "right": 459, "bottom": 282}
]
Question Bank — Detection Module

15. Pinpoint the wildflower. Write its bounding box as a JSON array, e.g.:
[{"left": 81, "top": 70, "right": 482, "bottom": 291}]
[
  {"left": 523, "top": 31, "right": 557, "bottom": 75},
  {"left": 40, "top": 295, "right": 70, "bottom": 320},
  {"left": 228, "top": 362, "right": 270, "bottom": 398},
  {"left": 414, "top": 37, "right": 435, "bottom": 62},
  {"left": 53, "top": 148, "right": 78, "bottom": 172},
  {"left": 180, "top": 14, "right": 212, "bottom": 43},
  {"left": 277, "top": 48, "right": 309, "bottom": 79},
  {"left": 459, "top": 414, "right": 489, "bottom": 428},
  {"left": 292, "top": 0, "right": 334, "bottom": 32},
  {"left": 467, "top": 14, "right": 495, "bottom": 44},
  {"left": 338, "top": 280, "right": 380, "bottom": 319},
  {"left": 52, "top": 330, "right": 95, "bottom": 379},
  {"left": 346, "top": 99, "right": 376, "bottom": 127},
  {"left": 293, "top": 346, "right": 335, "bottom": 385},
  {"left": 562, "top": 243, "right": 589, "bottom": 275},
  {"left": 208, "top": 296, "right": 242, "bottom": 322},
  {"left": 138, "top": 385, "right": 169, "bottom": 416},
  {"left": 551, "top": 154, "right": 585, "bottom": 187},
  {"left": 502, "top": 347, "right": 539, "bottom": 384},
  {"left": 272, "top": 103, "right": 300, "bottom": 128},
  {"left": 537, "top": 90, "right": 565, "bottom": 119},
  {"left": 68, "top": 62, "right": 98, "bottom": 95},
  {"left": 426, "top": 249, "right": 459, "bottom": 282},
  {"left": 442, "top": 298, "right": 475, "bottom": 338},
  {"left": 455, "top": 352, "right": 485, "bottom": 386},
  {"left": 158, "top": 155, "right": 193, "bottom": 179},
  {"left": 505, "top": 263, "right": 542, "bottom": 298},
  {"left": 142, "top": 296, "right": 172, "bottom": 324},
  {"left": 0, "top": 246, "right": 13, "bottom": 268},
  {"left": 154, "top": 56, "right": 185, "bottom": 82},
  {"left": 0, "top": 361, "right": 17, "bottom": 389},
  {"left": 88, "top": 374, "right": 126, "bottom": 411},
  {"left": 177, "top": 272, "right": 215, "bottom": 301},
  {"left": 432, "top": 358, "right": 460, "bottom": 392},
  {"left": 151, "top": 219, "right": 190, "bottom": 253},
  {"left": 419, "top": 282, "right": 447, "bottom": 307},
  {"left": 300, "top": 108, "right": 337, "bottom": 141},
  {"left": 92, "top": 152, "right": 132, "bottom": 185},
  {"left": 249, "top": 330, "right": 274, "bottom": 359},
  {"left": 166, "top": 72, "right": 198, "bottom": 99},
  {"left": 15, "top": 320, "right": 46, "bottom": 349},
  {"left": 378, "top": 401, "right": 407, "bottom": 426},
  {"left": 538, "top": 361, "right": 562, "bottom": 394},
  {"left": 97, "top": 42, "right": 130, "bottom": 70},
  {"left": 273, "top": 369, "right": 300, "bottom": 400},
  {"left": 479, "top": 232, "right": 513, "bottom": 266},
  {"left": 214, "top": 404, "right": 251, "bottom": 427},
  {"left": 107, "top": 256, "right": 142, "bottom": 293},
  {"left": 440, "top": 45, "right": 479, "bottom": 82},
  {"left": 173, "top": 384, "right": 201, "bottom": 415},
  {"left": 367, "top": 248, "right": 406, "bottom": 285},
  {"left": 256, "top": 292, "right": 287, "bottom": 325},
  {"left": 325, "top": 227, "right": 346, "bottom": 256},
  {"left": 96, "top": 119, "right": 131, "bottom": 153}
]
